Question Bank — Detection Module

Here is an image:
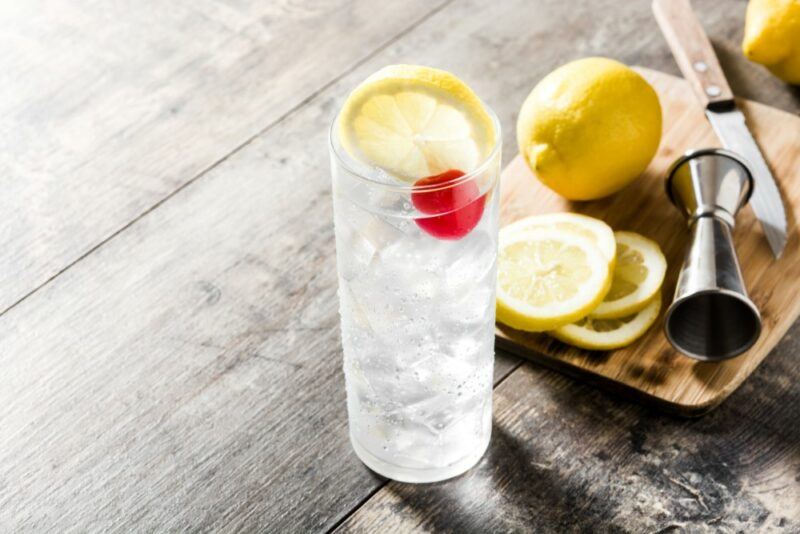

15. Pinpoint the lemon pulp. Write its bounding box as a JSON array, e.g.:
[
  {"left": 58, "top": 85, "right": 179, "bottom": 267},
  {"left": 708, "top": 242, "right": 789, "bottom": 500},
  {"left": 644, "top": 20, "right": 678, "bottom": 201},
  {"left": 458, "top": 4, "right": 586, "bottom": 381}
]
[
  {"left": 496, "top": 229, "right": 611, "bottom": 332},
  {"left": 591, "top": 231, "right": 666, "bottom": 319},
  {"left": 501, "top": 212, "right": 616, "bottom": 266},
  {"left": 552, "top": 294, "right": 662, "bottom": 350},
  {"left": 338, "top": 65, "right": 496, "bottom": 181}
]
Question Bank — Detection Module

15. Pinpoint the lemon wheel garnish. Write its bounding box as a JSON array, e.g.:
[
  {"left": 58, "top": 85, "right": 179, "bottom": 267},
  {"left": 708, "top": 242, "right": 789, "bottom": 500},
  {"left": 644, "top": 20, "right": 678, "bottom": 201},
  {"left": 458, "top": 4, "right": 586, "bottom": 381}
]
[
  {"left": 337, "top": 64, "right": 496, "bottom": 181},
  {"left": 590, "top": 231, "right": 666, "bottom": 320},
  {"left": 501, "top": 212, "right": 616, "bottom": 266},
  {"left": 552, "top": 294, "right": 661, "bottom": 350},
  {"left": 496, "top": 229, "right": 612, "bottom": 332}
]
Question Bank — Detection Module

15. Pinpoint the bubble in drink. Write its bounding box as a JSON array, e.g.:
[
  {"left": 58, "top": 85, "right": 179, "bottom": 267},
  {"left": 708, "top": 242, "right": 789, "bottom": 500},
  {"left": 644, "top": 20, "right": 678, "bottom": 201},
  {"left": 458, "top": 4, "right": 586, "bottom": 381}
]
[{"left": 331, "top": 64, "right": 500, "bottom": 483}]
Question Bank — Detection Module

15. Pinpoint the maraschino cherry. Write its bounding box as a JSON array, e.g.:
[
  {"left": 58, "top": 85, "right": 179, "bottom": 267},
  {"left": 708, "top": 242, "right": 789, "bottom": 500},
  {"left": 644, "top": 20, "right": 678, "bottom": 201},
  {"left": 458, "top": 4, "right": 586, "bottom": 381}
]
[{"left": 411, "top": 169, "right": 485, "bottom": 240}]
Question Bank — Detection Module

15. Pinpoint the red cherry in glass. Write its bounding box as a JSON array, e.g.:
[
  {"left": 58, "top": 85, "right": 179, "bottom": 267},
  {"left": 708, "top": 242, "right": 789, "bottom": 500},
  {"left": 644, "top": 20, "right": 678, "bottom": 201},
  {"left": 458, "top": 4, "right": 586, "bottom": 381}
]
[{"left": 411, "top": 169, "right": 485, "bottom": 240}]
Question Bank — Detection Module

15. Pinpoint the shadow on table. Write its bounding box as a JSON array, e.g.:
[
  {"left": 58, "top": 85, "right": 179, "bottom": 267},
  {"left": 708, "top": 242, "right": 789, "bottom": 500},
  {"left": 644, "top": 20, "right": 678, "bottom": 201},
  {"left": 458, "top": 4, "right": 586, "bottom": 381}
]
[
  {"left": 381, "top": 344, "right": 800, "bottom": 531},
  {"left": 382, "top": 422, "right": 615, "bottom": 532},
  {"left": 712, "top": 38, "right": 800, "bottom": 110}
]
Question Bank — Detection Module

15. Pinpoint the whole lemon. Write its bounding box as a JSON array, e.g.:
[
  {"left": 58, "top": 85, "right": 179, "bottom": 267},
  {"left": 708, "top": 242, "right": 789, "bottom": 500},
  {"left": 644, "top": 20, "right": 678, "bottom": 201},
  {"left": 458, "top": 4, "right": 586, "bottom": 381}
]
[
  {"left": 742, "top": 0, "right": 800, "bottom": 85},
  {"left": 517, "top": 58, "right": 662, "bottom": 201}
]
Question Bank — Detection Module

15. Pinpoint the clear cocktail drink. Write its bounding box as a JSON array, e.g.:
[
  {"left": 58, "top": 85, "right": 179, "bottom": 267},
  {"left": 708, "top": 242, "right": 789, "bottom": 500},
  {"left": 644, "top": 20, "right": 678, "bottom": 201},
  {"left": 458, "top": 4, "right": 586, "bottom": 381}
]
[{"left": 330, "top": 66, "right": 501, "bottom": 482}]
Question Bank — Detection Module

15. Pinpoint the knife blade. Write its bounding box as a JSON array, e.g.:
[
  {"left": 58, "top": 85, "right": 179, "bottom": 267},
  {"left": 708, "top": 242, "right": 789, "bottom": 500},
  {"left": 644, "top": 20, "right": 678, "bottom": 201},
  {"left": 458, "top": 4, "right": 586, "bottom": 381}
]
[
  {"left": 653, "top": 0, "right": 787, "bottom": 257},
  {"left": 705, "top": 107, "right": 787, "bottom": 256}
]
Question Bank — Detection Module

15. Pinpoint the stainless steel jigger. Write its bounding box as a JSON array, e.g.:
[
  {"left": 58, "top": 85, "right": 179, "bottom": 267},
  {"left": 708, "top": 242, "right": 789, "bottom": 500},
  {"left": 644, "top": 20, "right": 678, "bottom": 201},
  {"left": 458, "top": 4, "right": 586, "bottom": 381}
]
[{"left": 665, "top": 148, "right": 762, "bottom": 361}]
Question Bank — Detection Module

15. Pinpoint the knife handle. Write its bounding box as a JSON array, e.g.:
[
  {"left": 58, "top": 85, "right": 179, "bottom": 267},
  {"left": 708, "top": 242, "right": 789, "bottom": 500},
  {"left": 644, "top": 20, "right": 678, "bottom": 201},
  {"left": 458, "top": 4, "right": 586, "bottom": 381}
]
[{"left": 652, "top": 0, "right": 734, "bottom": 109}]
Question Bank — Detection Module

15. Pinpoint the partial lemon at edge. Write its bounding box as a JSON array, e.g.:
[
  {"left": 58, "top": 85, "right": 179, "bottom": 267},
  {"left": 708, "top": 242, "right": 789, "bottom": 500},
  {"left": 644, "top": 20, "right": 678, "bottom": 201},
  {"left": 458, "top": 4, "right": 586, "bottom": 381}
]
[{"left": 742, "top": 0, "right": 800, "bottom": 85}]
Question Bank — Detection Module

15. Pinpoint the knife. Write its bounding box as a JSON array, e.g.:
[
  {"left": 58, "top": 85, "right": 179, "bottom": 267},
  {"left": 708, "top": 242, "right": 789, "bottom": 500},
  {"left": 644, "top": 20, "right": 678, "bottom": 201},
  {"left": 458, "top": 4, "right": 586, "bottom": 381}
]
[{"left": 652, "top": 0, "right": 787, "bottom": 258}]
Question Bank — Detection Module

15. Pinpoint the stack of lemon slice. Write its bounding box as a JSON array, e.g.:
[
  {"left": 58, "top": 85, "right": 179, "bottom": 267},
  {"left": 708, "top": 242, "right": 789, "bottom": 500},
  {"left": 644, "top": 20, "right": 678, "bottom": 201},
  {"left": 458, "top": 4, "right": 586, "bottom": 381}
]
[{"left": 496, "top": 213, "right": 666, "bottom": 350}]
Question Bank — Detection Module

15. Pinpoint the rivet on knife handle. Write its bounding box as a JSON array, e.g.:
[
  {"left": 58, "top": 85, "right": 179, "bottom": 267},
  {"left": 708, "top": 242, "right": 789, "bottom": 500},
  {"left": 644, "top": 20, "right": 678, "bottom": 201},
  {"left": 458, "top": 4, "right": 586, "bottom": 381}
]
[{"left": 652, "top": 0, "right": 734, "bottom": 108}]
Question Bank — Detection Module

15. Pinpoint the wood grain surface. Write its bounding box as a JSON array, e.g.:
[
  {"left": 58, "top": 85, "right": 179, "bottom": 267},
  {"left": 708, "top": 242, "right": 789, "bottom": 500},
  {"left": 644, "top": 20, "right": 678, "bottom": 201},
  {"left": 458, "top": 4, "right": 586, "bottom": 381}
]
[
  {"left": 0, "top": 0, "right": 445, "bottom": 314},
  {"left": 339, "top": 343, "right": 800, "bottom": 532},
  {"left": 1, "top": 0, "right": 798, "bottom": 532},
  {"left": 496, "top": 68, "right": 800, "bottom": 415}
]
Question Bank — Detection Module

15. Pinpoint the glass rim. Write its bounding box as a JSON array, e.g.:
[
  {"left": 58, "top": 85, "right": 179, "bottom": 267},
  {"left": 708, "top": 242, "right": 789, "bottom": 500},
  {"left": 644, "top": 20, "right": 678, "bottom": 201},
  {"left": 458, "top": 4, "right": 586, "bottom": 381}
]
[{"left": 328, "top": 105, "right": 502, "bottom": 193}]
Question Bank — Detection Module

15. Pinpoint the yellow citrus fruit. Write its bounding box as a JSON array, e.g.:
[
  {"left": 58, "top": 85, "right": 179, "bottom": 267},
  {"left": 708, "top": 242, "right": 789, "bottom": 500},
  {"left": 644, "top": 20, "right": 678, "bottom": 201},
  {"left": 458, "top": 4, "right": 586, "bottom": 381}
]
[
  {"left": 516, "top": 57, "right": 662, "bottom": 200},
  {"left": 590, "top": 231, "right": 666, "bottom": 319},
  {"left": 551, "top": 293, "right": 661, "bottom": 351},
  {"left": 496, "top": 229, "right": 612, "bottom": 332},
  {"left": 501, "top": 212, "right": 616, "bottom": 267},
  {"left": 337, "top": 64, "right": 497, "bottom": 181},
  {"left": 743, "top": 0, "right": 800, "bottom": 84}
]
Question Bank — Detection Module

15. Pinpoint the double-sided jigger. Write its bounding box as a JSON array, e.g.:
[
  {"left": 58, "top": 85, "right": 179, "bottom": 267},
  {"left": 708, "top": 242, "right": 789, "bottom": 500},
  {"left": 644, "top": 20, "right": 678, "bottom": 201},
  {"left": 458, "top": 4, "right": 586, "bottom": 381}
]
[{"left": 664, "top": 148, "right": 762, "bottom": 361}]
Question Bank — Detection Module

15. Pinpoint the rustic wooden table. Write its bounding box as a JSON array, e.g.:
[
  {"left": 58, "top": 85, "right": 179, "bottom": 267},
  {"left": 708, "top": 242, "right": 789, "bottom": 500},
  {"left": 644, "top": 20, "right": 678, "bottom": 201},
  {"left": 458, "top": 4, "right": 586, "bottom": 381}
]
[{"left": 1, "top": 0, "right": 798, "bottom": 532}]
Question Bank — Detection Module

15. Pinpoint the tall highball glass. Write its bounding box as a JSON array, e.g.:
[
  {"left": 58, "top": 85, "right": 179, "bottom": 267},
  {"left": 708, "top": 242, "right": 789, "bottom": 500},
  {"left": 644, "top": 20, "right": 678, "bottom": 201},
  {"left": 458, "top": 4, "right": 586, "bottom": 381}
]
[{"left": 330, "top": 111, "right": 501, "bottom": 483}]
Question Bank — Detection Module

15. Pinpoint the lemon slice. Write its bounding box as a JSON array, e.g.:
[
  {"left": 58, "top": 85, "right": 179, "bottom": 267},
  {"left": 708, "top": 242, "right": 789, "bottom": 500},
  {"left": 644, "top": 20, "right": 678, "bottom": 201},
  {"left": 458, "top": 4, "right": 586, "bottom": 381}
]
[
  {"left": 337, "top": 64, "right": 496, "bottom": 181},
  {"left": 590, "top": 231, "right": 666, "bottom": 319},
  {"left": 501, "top": 213, "right": 616, "bottom": 266},
  {"left": 552, "top": 293, "right": 661, "bottom": 350},
  {"left": 496, "top": 229, "right": 612, "bottom": 332}
]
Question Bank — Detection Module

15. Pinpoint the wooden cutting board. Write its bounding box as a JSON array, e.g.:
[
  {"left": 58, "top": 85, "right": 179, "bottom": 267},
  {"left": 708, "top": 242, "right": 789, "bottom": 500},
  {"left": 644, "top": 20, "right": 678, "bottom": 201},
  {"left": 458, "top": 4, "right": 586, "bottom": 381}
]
[{"left": 496, "top": 67, "right": 800, "bottom": 416}]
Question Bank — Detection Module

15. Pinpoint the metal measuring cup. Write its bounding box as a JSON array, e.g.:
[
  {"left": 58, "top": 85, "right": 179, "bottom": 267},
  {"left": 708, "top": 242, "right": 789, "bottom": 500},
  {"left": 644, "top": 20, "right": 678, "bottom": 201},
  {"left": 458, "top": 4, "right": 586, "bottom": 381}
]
[{"left": 664, "top": 148, "right": 761, "bottom": 361}]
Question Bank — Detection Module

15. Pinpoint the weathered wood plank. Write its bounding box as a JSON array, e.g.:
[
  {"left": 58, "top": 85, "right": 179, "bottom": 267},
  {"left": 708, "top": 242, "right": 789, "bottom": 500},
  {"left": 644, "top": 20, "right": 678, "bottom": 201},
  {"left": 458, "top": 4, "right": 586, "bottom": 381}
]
[
  {"left": 0, "top": 0, "right": 443, "bottom": 313},
  {"left": 0, "top": 110, "right": 517, "bottom": 530},
  {"left": 338, "top": 344, "right": 800, "bottom": 533},
  {"left": 0, "top": 100, "right": 352, "bottom": 531},
  {"left": 0, "top": 0, "right": 527, "bottom": 530}
]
